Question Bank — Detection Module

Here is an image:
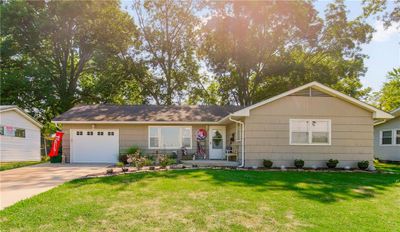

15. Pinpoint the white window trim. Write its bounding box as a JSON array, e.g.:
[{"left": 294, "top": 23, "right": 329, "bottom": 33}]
[
  {"left": 148, "top": 126, "right": 192, "bottom": 149},
  {"left": 380, "top": 129, "right": 400, "bottom": 146},
  {"left": 289, "top": 119, "right": 331, "bottom": 146}
]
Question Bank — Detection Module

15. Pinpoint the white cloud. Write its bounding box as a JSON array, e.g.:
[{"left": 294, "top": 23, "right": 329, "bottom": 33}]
[{"left": 372, "top": 21, "right": 400, "bottom": 42}]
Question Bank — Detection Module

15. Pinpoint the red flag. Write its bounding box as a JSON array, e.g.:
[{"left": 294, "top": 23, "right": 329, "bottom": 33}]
[{"left": 48, "top": 131, "right": 64, "bottom": 157}]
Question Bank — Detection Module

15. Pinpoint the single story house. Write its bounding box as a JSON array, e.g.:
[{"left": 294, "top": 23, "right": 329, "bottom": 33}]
[
  {"left": 53, "top": 82, "right": 393, "bottom": 168},
  {"left": 374, "top": 107, "right": 400, "bottom": 161},
  {"left": 0, "top": 105, "right": 43, "bottom": 162}
]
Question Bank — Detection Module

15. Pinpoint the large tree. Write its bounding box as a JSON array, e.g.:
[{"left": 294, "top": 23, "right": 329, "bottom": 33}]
[
  {"left": 370, "top": 68, "right": 400, "bottom": 112},
  {"left": 363, "top": 0, "right": 400, "bottom": 28},
  {"left": 132, "top": 0, "right": 202, "bottom": 105},
  {"left": 200, "top": 0, "right": 373, "bottom": 106},
  {"left": 0, "top": 0, "right": 139, "bottom": 122}
]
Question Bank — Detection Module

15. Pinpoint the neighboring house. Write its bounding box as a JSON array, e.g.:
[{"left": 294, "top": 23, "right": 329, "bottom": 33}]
[
  {"left": 53, "top": 82, "right": 393, "bottom": 168},
  {"left": 0, "top": 105, "right": 43, "bottom": 162},
  {"left": 374, "top": 107, "right": 400, "bottom": 161}
]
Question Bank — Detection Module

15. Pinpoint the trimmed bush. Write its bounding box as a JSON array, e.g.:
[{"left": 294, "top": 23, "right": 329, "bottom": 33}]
[
  {"left": 326, "top": 159, "right": 339, "bottom": 169},
  {"left": 263, "top": 160, "right": 273, "bottom": 168},
  {"left": 294, "top": 159, "right": 304, "bottom": 169},
  {"left": 358, "top": 160, "right": 369, "bottom": 170},
  {"left": 119, "top": 154, "right": 129, "bottom": 164},
  {"left": 126, "top": 145, "right": 140, "bottom": 155}
]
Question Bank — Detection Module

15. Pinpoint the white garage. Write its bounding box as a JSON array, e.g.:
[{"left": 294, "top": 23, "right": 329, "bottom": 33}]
[
  {"left": 0, "top": 105, "right": 43, "bottom": 162},
  {"left": 70, "top": 129, "right": 119, "bottom": 163}
]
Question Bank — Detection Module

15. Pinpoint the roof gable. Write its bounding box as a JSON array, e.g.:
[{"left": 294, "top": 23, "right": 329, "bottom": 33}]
[
  {"left": 0, "top": 106, "right": 43, "bottom": 128},
  {"left": 231, "top": 82, "right": 393, "bottom": 119}
]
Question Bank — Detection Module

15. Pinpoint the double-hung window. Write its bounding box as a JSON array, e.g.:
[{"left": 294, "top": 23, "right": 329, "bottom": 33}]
[
  {"left": 380, "top": 129, "right": 400, "bottom": 146},
  {"left": 149, "top": 126, "right": 192, "bottom": 149},
  {"left": 290, "top": 119, "right": 331, "bottom": 145}
]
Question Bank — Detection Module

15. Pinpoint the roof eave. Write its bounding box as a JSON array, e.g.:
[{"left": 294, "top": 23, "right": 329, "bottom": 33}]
[{"left": 1, "top": 107, "right": 43, "bottom": 128}]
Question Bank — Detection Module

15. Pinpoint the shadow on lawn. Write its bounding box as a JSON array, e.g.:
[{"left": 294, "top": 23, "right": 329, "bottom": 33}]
[{"left": 67, "top": 169, "right": 400, "bottom": 204}]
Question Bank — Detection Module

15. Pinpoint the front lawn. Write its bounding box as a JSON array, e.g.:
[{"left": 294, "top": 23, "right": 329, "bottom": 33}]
[
  {"left": 375, "top": 161, "right": 400, "bottom": 174},
  {"left": 0, "top": 161, "right": 45, "bottom": 171},
  {"left": 1, "top": 169, "right": 399, "bottom": 231}
]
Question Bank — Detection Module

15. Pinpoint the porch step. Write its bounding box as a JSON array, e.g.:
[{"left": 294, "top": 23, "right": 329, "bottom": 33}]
[{"left": 181, "top": 160, "right": 239, "bottom": 167}]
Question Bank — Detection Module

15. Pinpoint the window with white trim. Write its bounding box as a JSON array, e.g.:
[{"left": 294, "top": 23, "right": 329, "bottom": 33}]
[
  {"left": 148, "top": 126, "right": 192, "bottom": 149},
  {"left": 396, "top": 129, "right": 400, "bottom": 145},
  {"left": 381, "top": 130, "right": 393, "bottom": 145},
  {"left": 290, "top": 119, "right": 331, "bottom": 145}
]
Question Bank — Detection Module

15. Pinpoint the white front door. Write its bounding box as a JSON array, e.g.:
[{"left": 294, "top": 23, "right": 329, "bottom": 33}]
[
  {"left": 209, "top": 126, "right": 226, "bottom": 159},
  {"left": 71, "top": 129, "right": 119, "bottom": 163}
]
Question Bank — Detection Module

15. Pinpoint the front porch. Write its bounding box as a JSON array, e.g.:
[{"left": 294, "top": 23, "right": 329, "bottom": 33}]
[{"left": 181, "top": 160, "right": 239, "bottom": 167}]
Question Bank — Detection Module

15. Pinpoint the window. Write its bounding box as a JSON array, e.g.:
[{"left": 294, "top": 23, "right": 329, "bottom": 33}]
[
  {"left": 15, "top": 129, "right": 25, "bottom": 138},
  {"left": 148, "top": 126, "right": 192, "bottom": 149},
  {"left": 108, "top": 131, "right": 114, "bottom": 136},
  {"left": 235, "top": 123, "right": 242, "bottom": 141},
  {"left": 87, "top": 131, "right": 93, "bottom": 136},
  {"left": 0, "top": 126, "right": 4, "bottom": 135},
  {"left": 290, "top": 119, "right": 331, "bottom": 145},
  {"left": 381, "top": 130, "right": 393, "bottom": 145},
  {"left": 97, "top": 131, "right": 104, "bottom": 136},
  {"left": 76, "top": 131, "right": 83, "bottom": 136},
  {"left": 396, "top": 130, "right": 400, "bottom": 145}
]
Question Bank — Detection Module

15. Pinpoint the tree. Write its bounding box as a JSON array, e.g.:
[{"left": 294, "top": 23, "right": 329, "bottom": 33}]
[
  {"left": 0, "top": 0, "right": 138, "bottom": 122},
  {"left": 363, "top": 0, "right": 400, "bottom": 28},
  {"left": 132, "top": 0, "right": 202, "bottom": 105},
  {"left": 371, "top": 68, "right": 400, "bottom": 112},
  {"left": 200, "top": 0, "right": 373, "bottom": 106}
]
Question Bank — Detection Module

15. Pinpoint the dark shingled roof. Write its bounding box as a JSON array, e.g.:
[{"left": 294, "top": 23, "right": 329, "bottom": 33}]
[{"left": 53, "top": 104, "right": 244, "bottom": 122}]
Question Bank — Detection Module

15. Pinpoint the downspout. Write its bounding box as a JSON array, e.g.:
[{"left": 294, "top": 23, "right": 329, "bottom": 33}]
[{"left": 229, "top": 116, "right": 245, "bottom": 168}]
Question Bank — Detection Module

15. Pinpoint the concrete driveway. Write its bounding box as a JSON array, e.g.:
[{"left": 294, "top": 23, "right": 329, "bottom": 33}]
[{"left": 0, "top": 163, "right": 109, "bottom": 210}]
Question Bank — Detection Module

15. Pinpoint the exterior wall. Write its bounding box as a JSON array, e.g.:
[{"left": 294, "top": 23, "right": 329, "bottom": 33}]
[
  {"left": 62, "top": 123, "right": 235, "bottom": 163},
  {"left": 244, "top": 95, "right": 374, "bottom": 168},
  {"left": 374, "top": 117, "right": 400, "bottom": 161},
  {"left": 0, "top": 111, "right": 41, "bottom": 161}
]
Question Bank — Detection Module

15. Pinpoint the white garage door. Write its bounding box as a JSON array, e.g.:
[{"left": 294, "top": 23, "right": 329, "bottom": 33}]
[{"left": 71, "top": 129, "right": 119, "bottom": 163}]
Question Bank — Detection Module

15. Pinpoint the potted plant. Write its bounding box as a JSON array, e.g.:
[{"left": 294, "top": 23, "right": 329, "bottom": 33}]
[
  {"left": 294, "top": 159, "right": 304, "bottom": 169},
  {"left": 263, "top": 160, "right": 273, "bottom": 168},
  {"left": 358, "top": 160, "right": 369, "bottom": 170},
  {"left": 326, "top": 159, "right": 339, "bottom": 169}
]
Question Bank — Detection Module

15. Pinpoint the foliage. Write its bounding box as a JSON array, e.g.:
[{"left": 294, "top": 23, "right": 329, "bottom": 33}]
[
  {"left": 126, "top": 152, "right": 146, "bottom": 168},
  {"left": 369, "top": 68, "right": 400, "bottom": 112},
  {"left": 362, "top": 0, "right": 400, "bottom": 28},
  {"left": 159, "top": 154, "right": 177, "bottom": 167},
  {"left": 125, "top": 146, "right": 141, "bottom": 155},
  {"left": 118, "top": 154, "right": 129, "bottom": 164},
  {"left": 327, "top": 159, "right": 339, "bottom": 168},
  {"left": 358, "top": 160, "right": 370, "bottom": 170},
  {"left": 0, "top": 0, "right": 139, "bottom": 123},
  {"left": 116, "top": 162, "right": 124, "bottom": 168},
  {"left": 200, "top": 0, "right": 373, "bottom": 105},
  {"left": 263, "top": 160, "right": 273, "bottom": 168},
  {"left": 132, "top": 0, "right": 202, "bottom": 105},
  {"left": 294, "top": 159, "right": 305, "bottom": 168}
]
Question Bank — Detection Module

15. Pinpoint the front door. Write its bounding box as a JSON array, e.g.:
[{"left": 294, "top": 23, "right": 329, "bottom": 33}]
[{"left": 209, "top": 126, "right": 226, "bottom": 159}]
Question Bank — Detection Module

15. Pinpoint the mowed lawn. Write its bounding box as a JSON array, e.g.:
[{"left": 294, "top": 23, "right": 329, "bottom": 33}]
[
  {"left": 0, "top": 161, "right": 44, "bottom": 171},
  {"left": 1, "top": 169, "right": 399, "bottom": 232}
]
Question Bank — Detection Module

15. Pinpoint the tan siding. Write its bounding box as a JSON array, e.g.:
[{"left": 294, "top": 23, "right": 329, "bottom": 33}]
[
  {"left": 244, "top": 96, "right": 374, "bottom": 168},
  {"left": 62, "top": 124, "right": 221, "bottom": 163}
]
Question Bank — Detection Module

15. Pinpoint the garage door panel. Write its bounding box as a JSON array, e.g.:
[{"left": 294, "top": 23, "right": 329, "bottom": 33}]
[{"left": 71, "top": 129, "right": 119, "bottom": 163}]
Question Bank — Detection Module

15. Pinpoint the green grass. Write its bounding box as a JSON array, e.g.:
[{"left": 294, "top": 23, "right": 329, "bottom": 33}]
[
  {"left": 375, "top": 161, "right": 400, "bottom": 174},
  {"left": 1, "top": 170, "right": 399, "bottom": 232},
  {"left": 0, "top": 161, "right": 45, "bottom": 171}
]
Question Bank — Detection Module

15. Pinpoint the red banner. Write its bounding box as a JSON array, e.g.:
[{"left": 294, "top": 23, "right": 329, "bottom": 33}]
[{"left": 48, "top": 131, "right": 64, "bottom": 157}]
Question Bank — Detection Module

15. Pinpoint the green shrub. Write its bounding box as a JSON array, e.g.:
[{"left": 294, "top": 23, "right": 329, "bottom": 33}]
[
  {"left": 263, "top": 160, "right": 273, "bottom": 168},
  {"left": 144, "top": 159, "right": 153, "bottom": 166},
  {"left": 116, "top": 162, "right": 124, "bottom": 167},
  {"left": 294, "top": 159, "right": 304, "bottom": 168},
  {"left": 358, "top": 160, "right": 369, "bottom": 170},
  {"left": 159, "top": 154, "right": 177, "bottom": 167},
  {"left": 326, "top": 159, "right": 339, "bottom": 168},
  {"left": 126, "top": 146, "right": 140, "bottom": 155}
]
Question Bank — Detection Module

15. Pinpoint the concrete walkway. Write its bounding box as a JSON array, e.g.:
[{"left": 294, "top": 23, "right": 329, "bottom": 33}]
[{"left": 0, "top": 163, "right": 109, "bottom": 210}]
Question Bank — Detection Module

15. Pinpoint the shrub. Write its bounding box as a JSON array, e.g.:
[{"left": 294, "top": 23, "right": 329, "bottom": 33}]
[
  {"left": 159, "top": 154, "right": 177, "bottom": 167},
  {"left": 263, "top": 160, "right": 273, "bottom": 168},
  {"left": 294, "top": 159, "right": 304, "bottom": 169},
  {"left": 116, "top": 162, "right": 124, "bottom": 167},
  {"left": 127, "top": 152, "right": 146, "bottom": 168},
  {"left": 326, "top": 159, "right": 339, "bottom": 168},
  {"left": 358, "top": 160, "right": 369, "bottom": 170},
  {"left": 119, "top": 154, "right": 129, "bottom": 164},
  {"left": 126, "top": 146, "right": 141, "bottom": 155},
  {"left": 143, "top": 159, "right": 153, "bottom": 166}
]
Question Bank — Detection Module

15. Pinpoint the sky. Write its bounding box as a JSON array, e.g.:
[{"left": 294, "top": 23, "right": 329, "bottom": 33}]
[{"left": 121, "top": 0, "right": 400, "bottom": 92}]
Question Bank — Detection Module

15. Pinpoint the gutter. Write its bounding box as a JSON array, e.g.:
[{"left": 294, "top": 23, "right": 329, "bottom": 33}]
[{"left": 229, "top": 116, "right": 245, "bottom": 168}]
